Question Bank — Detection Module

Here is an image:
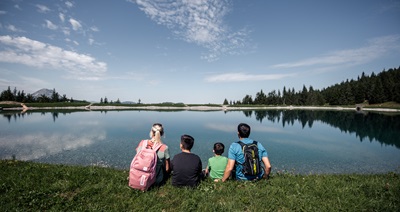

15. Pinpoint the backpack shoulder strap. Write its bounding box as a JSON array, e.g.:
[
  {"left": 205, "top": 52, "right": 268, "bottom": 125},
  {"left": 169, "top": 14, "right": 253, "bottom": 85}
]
[
  {"left": 236, "top": 141, "right": 246, "bottom": 166},
  {"left": 152, "top": 143, "right": 162, "bottom": 152},
  {"left": 141, "top": 140, "right": 149, "bottom": 149},
  {"left": 237, "top": 141, "right": 245, "bottom": 147}
]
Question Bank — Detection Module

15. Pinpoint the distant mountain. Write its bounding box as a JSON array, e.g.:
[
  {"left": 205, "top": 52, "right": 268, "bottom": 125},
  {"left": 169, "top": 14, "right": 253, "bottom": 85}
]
[{"left": 32, "top": 88, "right": 53, "bottom": 99}]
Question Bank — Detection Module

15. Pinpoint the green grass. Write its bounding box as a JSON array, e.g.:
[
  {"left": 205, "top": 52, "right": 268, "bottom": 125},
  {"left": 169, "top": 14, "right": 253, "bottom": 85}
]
[{"left": 1, "top": 160, "right": 399, "bottom": 211}]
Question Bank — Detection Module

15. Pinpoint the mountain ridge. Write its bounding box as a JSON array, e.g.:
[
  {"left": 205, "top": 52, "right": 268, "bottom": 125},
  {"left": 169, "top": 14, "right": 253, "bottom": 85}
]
[{"left": 32, "top": 88, "right": 53, "bottom": 99}]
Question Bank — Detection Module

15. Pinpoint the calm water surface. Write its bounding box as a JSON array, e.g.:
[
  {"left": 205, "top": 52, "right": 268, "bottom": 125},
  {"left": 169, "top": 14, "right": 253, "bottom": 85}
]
[{"left": 1, "top": 109, "right": 399, "bottom": 174}]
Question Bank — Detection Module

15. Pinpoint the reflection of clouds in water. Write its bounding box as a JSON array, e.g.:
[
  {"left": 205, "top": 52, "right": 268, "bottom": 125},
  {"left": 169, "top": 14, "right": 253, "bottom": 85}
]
[
  {"left": 0, "top": 130, "right": 106, "bottom": 161},
  {"left": 205, "top": 123, "right": 236, "bottom": 132},
  {"left": 205, "top": 123, "right": 287, "bottom": 134},
  {"left": 268, "top": 132, "right": 375, "bottom": 160},
  {"left": 76, "top": 120, "right": 101, "bottom": 126},
  {"left": 251, "top": 125, "right": 288, "bottom": 134}
]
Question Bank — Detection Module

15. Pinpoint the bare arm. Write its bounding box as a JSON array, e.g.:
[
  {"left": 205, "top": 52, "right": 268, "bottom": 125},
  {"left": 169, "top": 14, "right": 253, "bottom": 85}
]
[
  {"left": 221, "top": 159, "right": 235, "bottom": 182},
  {"left": 262, "top": 157, "right": 271, "bottom": 179},
  {"left": 204, "top": 165, "right": 209, "bottom": 175},
  {"left": 165, "top": 158, "right": 171, "bottom": 174}
]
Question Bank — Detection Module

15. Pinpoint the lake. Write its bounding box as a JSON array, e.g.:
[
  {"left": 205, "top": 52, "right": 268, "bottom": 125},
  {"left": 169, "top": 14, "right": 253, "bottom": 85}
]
[{"left": 1, "top": 109, "right": 399, "bottom": 174}]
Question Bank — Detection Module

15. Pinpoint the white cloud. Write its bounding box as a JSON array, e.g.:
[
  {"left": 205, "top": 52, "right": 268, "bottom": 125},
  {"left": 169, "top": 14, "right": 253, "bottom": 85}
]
[
  {"left": 6, "top": 24, "right": 23, "bottom": 32},
  {"left": 44, "top": 20, "right": 58, "bottom": 30},
  {"left": 0, "top": 10, "right": 7, "bottom": 15},
  {"left": 69, "top": 18, "right": 82, "bottom": 31},
  {"left": 36, "top": 4, "right": 50, "bottom": 13},
  {"left": 59, "top": 13, "right": 65, "bottom": 22},
  {"left": 62, "top": 27, "right": 70, "bottom": 35},
  {"left": 271, "top": 35, "right": 400, "bottom": 69},
  {"left": 0, "top": 35, "right": 107, "bottom": 81},
  {"left": 205, "top": 73, "right": 296, "bottom": 82},
  {"left": 90, "top": 26, "right": 99, "bottom": 32},
  {"left": 88, "top": 38, "right": 94, "bottom": 45},
  {"left": 65, "top": 1, "right": 74, "bottom": 8},
  {"left": 134, "top": 0, "right": 250, "bottom": 61}
]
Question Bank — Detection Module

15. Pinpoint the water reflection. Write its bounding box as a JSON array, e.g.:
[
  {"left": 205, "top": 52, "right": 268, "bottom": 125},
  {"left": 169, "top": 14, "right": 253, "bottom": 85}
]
[
  {"left": 2, "top": 110, "right": 89, "bottom": 123},
  {"left": 0, "top": 111, "right": 106, "bottom": 161},
  {"left": 1, "top": 109, "right": 399, "bottom": 174},
  {"left": 0, "top": 130, "right": 106, "bottom": 160},
  {"left": 241, "top": 110, "right": 400, "bottom": 149}
]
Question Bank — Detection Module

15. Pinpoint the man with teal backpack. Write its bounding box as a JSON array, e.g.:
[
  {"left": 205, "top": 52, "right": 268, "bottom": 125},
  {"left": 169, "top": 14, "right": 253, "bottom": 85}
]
[{"left": 220, "top": 123, "right": 272, "bottom": 182}]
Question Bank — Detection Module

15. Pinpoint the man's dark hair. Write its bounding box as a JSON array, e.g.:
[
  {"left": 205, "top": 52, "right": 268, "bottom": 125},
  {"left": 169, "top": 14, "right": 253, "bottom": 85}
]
[
  {"left": 181, "top": 134, "right": 195, "bottom": 150},
  {"left": 238, "top": 123, "right": 251, "bottom": 138},
  {"left": 213, "top": 142, "right": 225, "bottom": 155}
]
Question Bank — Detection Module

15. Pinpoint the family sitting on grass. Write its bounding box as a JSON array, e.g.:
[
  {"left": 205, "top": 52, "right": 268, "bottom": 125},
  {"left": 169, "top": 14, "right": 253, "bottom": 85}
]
[{"left": 129, "top": 122, "right": 272, "bottom": 191}]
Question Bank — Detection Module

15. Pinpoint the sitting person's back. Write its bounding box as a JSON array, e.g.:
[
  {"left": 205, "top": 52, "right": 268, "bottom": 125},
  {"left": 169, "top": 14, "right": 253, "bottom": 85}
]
[
  {"left": 205, "top": 142, "right": 228, "bottom": 181},
  {"left": 171, "top": 134, "right": 202, "bottom": 187},
  {"left": 221, "top": 123, "right": 271, "bottom": 182}
]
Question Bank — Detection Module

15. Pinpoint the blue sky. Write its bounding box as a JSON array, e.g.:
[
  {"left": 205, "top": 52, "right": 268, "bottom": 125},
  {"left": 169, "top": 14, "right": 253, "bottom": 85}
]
[{"left": 0, "top": 0, "right": 399, "bottom": 104}]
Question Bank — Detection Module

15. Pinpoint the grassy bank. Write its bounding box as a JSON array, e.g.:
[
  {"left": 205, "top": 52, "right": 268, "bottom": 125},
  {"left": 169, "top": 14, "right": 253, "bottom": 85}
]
[{"left": 1, "top": 160, "right": 399, "bottom": 211}]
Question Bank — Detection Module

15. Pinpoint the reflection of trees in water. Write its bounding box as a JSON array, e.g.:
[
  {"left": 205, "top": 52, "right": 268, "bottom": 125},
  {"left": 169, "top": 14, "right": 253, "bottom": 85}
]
[
  {"left": 2, "top": 111, "right": 30, "bottom": 122},
  {"left": 243, "top": 110, "right": 400, "bottom": 149},
  {"left": 1, "top": 110, "right": 85, "bottom": 123}
]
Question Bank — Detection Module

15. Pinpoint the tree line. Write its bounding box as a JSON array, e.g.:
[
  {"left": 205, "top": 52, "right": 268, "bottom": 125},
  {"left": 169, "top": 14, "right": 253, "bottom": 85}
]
[
  {"left": 0, "top": 87, "right": 75, "bottom": 103},
  {"left": 224, "top": 67, "right": 400, "bottom": 106}
]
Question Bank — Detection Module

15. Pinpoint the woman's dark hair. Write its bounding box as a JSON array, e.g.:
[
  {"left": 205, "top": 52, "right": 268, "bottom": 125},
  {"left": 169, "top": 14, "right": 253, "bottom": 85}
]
[
  {"left": 238, "top": 123, "right": 251, "bottom": 138},
  {"left": 213, "top": 142, "right": 225, "bottom": 155},
  {"left": 181, "top": 134, "right": 195, "bottom": 150}
]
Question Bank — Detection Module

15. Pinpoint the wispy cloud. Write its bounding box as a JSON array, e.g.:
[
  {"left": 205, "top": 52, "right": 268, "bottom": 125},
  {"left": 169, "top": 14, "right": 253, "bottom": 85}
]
[
  {"left": 44, "top": 20, "right": 58, "bottom": 30},
  {"left": 6, "top": 24, "right": 23, "bottom": 32},
  {"left": 90, "top": 26, "right": 99, "bottom": 32},
  {"left": 69, "top": 18, "right": 82, "bottom": 31},
  {"left": 133, "top": 0, "right": 251, "bottom": 61},
  {"left": 0, "top": 35, "right": 107, "bottom": 80},
  {"left": 271, "top": 35, "right": 400, "bottom": 69},
  {"left": 0, "top": 10, "right": 7, "bottom": 15},
  {"left": 59, "top": 13, "right": 65, "bottom": 22},
  {"left": 205, "top": 73, "right": 296, "bottom": 83},
  {"left": 65, "top": 1, "right": 74, "bottom": 8},
  {"left": 36, "top": 4, "right": 50, "bottom": 13}
]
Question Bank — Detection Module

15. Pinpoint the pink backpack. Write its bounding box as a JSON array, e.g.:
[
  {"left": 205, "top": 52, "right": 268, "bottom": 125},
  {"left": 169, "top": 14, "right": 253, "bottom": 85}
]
[{"left": 129, "top": 140, "right": 162, "bottom": 191}]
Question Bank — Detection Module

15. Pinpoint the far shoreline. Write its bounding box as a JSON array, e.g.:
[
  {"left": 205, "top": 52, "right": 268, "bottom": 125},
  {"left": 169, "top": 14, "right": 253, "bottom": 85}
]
[{"left": 1, "top": 102, "right": 400, "bottom": 113}]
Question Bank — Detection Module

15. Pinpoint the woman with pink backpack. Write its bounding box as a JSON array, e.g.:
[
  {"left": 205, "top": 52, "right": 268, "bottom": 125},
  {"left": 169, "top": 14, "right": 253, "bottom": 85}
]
[{"left": 129, "top": 123, "right": 171, "bottom": 191}]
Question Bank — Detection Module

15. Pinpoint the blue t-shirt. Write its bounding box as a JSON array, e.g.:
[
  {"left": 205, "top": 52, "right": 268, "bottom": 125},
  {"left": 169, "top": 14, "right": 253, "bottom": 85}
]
[{"left": 227, "top": 138, "right": 268, "bottom": 180}]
